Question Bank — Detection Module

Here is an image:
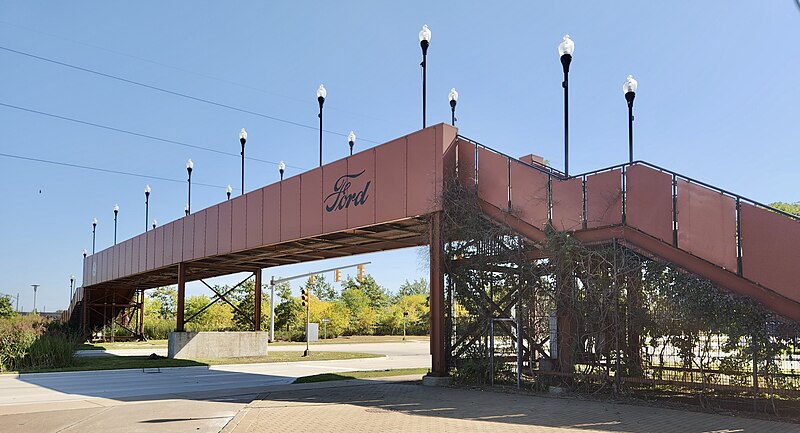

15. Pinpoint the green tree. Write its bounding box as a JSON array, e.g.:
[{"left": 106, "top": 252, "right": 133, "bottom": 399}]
[
  {"left": 275, "top": 281, "right": 303, "bottom": 334},
  {"left": 397, "top": 278, "right": 428, "bottom": 298},
  {"left": 232, "top": 280, "right": 272, "bottom": 330},
  {"left": 340, "top": 286, "right": 376, "bottom": 334},
  {"left": 770, "top": 201, "right": 800, "bottom": 216},
  {"left": 0, "top": 295, "right": 15, "bottom": 318},
  {"left": 340, "top": 274, "right": 388, "bottom": 309},
  {"left": 308, "top": 274, "right": 336, "bottom": 301},
  {"left": 149, "top": 286, "right": 177, "bottom": 319}
]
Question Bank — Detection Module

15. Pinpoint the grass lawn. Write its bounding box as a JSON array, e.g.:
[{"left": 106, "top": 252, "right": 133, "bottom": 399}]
[
  {"left": 293, "top": 367, "right": 429, "bottom": 384},
  {"left": 78, "top": 340, "right": 168, "bottom": 350},
  {"left": 271, "top": 335, "right": 429, "bottom": 345},
  {"left": 14, "top": 351, "right": 381, "bottom": 374}
]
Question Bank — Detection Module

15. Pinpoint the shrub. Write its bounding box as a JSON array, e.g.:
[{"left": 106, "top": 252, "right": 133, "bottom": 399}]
[{"left": 0, "top": 315, "right": 80, "bottom": 372}]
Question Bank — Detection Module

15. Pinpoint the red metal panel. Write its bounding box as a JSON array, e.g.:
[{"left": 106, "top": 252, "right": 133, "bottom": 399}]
[
  {"left": 137, "top": 234, "right": 147, "bottom": 273},
  {"left": 154, "top": 226, "right": 165, "bottom": 268},
  {"left": 741, "top": 203, "right": 800, "bottom": 301},
  {"left": 322, "top": 159, "right": 349, "bottom": 233},
  {"left": 551, "top": 177, "right": 583, "bottom": 231},
  {"left": 146, "top": 230, "right": 156, "bottom": 271},
  {"left": 111, "top": 244, "right": 124, "bottom": 279},
  {"left": 280, "top": 176, "right": 301, "bottom": 241},
  {"left": 478, "top": 147, "right": 509, "bottom": 211},
  {"left": 677, "top": 180, "right": 737, "bottom": 272},
  {"left": 104, "top": 249, "right": 111, "bottom": 282},
  {"left": 406, "top": 128, "right": 437, "bottom": 217},
  {"left": 246, "top": 190, "right": 263, "bottom": 249},
  {"left": 232, "top": 196, "right": 247, "bottom": 252},
  {"left": 117, "top": 241, "right": 125, "bottom": 280},
  {"left": 457, "top": 139, "right": 476, "bottom": 188},
  {"left": 205, "top": 205, "right": 219, "bottom": 257},
  {"left": 509, "top": 160, "right": 549, "bottom": 229},
  {"left": 182, "top": 214, "right": 195, "bottom": 260},
  {"left": 585, "top": 169, "right": 623, "bottom": 229},
  {"left": 346, "top": 150, "right": 375, "bottom": 229},
  {"left": 99, "top": 249, "right": 106, "bottom": 283},
  {"left": 218, "top": 201, "right": 232, "bottom": 254},
  {"left": 263, "top": 184, "right": 281, "bottom": 245},
  {"left": 193, "top": 211, "right": 206, "bottom": 260},
  {"left": 125, "top": 239, "right": 133, "bottom": 277},
  {"left": 301, "top": 167, "right": 323, "bottom": 237},
  {"left": 163, "top": 222, "right": 174, "bottom": 266},
  {"left": 375, "top": 138, "right": 407, "bottom": 223},
  {"left": 626, "top": 165, "right": 673, "bottom": 243},
  {"left": 172, "top": 220, "right": 183, "bottom": 263}
]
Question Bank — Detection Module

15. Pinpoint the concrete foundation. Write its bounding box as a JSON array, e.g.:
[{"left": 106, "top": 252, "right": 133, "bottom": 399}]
[
  {"left": 421, "top": 373, "right": 452, "bottom": 387},
  {"left": 168, "top": 331, "right": 269, "bottom": 359}
]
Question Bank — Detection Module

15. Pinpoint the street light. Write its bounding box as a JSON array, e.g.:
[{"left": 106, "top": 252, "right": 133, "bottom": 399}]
[
  {"left": 317, "top": 84, "right": 326, "bottom": 167},
  {"left": 184, "top": 203, "right": 189, "bottom": 217},
  {"left": 69, "top": 275, "right": 75, "bottom": 300},
  {"left": 558, "top": 34, "right": 574, "bottom": 176},
  {"left": 152, "top": 218, "right": 157, "bottom": 230},
  {"left": 144, "top": 184, "right": 151, "bottom": 232},
  {"left": 113, "top": 204, "right": 119, "bottom": 245},
  {"left": 419, "top": 24, "right": 431, "bottom": 128},
  {"left": 91, "top": 218, "right": 97, "bottom": 255},
  {"left": 623, "top": 75, "right": 638, "bottom": 163},
  {"left": 448, "top": 88, "right": 458, "bottom": 126},
  {"left": 239, "top": 128, "right": 247, "bottom": 195},
  {"left": 226, "top": 185, "right": 232, "bottom": 200},
  {"left": 278, "top": 161, "right": 285, "bottom": 180},
  {"left": 186, "top": 158, "right": 193, "bottom": 214},
  {"left": 347, "top": 131, "right": 356, "bottom": 156},
  {"left": 31, "top": 284, "right": 39, "bottom": 313},
  {"left": 83, "top": 249, "right": 87, "bottom": 259}
]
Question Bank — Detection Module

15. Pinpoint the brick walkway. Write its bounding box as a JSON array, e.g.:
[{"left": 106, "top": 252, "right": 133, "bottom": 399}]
[{"left": 223, "top": 378, "right": 798, "bottom": 433}]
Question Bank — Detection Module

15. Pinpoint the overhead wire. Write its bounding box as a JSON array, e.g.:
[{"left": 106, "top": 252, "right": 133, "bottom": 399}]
[
  {"left": 0, "top": 101, "right": 308, "bottom": 171},
  {"left": 0, "top": 45, "right": 381, "bottom": 144}
]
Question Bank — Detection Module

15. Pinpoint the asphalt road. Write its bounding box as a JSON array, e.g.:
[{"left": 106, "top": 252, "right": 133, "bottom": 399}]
[{"left": 0, "top": 341, "right": 430, "bottom": 433}]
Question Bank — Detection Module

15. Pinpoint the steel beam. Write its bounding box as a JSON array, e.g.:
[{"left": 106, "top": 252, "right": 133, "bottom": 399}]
[
  {"left": 254, "top": 269, "right": 262, "bottom": 331},
  {"left": 177, "top": 262, "right": 187, "bottom": 332}
]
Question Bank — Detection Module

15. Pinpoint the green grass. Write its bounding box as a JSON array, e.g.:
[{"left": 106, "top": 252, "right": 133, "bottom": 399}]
[
  {"left": 293, "top": 367, "right": 429, "bottom": 384},
  {"left": 77, "top": 340, "right": 168, "bottom": 350},
  {"left": 12, "top": 351, "right": 381, "bottom": 374},
  {"left": 271, "top": 335, "right": 429, "bottom": 345}
]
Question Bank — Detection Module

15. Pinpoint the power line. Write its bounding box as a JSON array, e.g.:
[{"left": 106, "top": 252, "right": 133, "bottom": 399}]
[
  {"left": 0, "top": 45, "right": 381, "bottom": 144},
  {"left": 0, "top": 101, "right": 307, "bottom": 171},
  {"left": 0, "top": 151, "right": 234, "bottom": 190}
]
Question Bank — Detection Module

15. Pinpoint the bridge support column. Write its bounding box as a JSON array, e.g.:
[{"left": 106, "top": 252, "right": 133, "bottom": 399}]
[
  {"left": 82, "top": 287, "right": 88, "bottom": 338},
  {"left": 254, "top": 269, "right": 262, "bottom": 331},
  {"left": 427, "top": 212, "right": 448, "bottom": 379},
  {"left": 177, "top": 262, "right": 187, "bottom": 332},
  {"left": 139, "top": 289, "right": 145, "bottom": 339}
]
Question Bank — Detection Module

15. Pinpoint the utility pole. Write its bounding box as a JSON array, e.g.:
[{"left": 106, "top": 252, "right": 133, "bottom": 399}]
[{"left": 31, "top": 285, "right": 40, "bottom": 313}]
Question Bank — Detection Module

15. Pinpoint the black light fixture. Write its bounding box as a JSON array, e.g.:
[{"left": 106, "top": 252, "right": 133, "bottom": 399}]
[
  {"left": 623, "top": 75, "right": 638, "bottom": 163},
  {"left": 226, "top": 185, "right": 232, "bottom": 201},
  {"left": 144, "top": 184, "right": 151, "bottom": 232},
  {"left": 419, "top": 24, "right": 431, "bottom": 128},
  {"left": 279, "top": 161, "right": 285, "bottom": 181},
  {"left": 69, "top": 275, "right": 75, "bottom": 299},
  {"left": 558, "top": 34, "right": 574, "bottom": 176},
  {"left": 91, "top": 218, "right": 97, "bottom": 255},
  {"left": 113, "top": 204, "right": 119, "bottom": 245},
  {"left": 448, "top": 88, "right": 458, "bottom": 126},
  {"left": 317, "top": 85, "right": 326, "bottom": 167},
  {"left": 152, "top": 218, "right": 157, "bottom": 230},
  {"left": 184, "top": 203, "right": 189, "bottom": 217},
  {"left": 186, "top": 158, "right": 193, "bottom": 214},
  {"left": 239, "top": 128, "right": 247, "bottom": 195},
  {"left": 83, "top": 249, "right": 87, "bottom": 259},
  {"left": 348, "top": 131, "right": 356, "bottom": 156}
]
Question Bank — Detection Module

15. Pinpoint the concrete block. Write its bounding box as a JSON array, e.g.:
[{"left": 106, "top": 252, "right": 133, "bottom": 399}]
[
  {"left": 422, "top": 374, "right": 451, "bottom": 387},
  {"left": 168, "top": 331, "right": 269, "bottom": 359}
]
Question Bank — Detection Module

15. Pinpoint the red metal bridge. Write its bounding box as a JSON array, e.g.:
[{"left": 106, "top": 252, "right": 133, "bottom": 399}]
[{"left": 70, "top": 124, "right": 800, "bottom": 376}]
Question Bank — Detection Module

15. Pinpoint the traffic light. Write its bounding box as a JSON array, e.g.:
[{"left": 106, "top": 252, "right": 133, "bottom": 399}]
[
  {"left": 357, "top": 264, "right": 365, "bottom": 282},
  {"left": 309, "top": 274, "right": 316, "bottom": 285},
  {"left": 334, "top": 269, "right": 341, "bottom": 282},
  {"left": 301, "top": 288, "right": 309, "bottom": 308}
]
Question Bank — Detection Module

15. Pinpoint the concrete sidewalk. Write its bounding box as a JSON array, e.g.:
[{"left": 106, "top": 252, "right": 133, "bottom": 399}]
[{"left": 224, "top": 379, "right": 799, "bottom": 433}]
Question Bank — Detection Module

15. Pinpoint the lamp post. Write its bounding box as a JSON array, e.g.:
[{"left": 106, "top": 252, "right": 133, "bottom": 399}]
[
  {"left": 91, "top": 218, "right": 97, "bottom": 255},
  {"left": 113, "top": 204, "right": 119, "bottom": 245},
  {"left": 347, "top": 131, "right": 356, "bottom": 156},
  {"left": 226, "top": 185, "right": 232, "bottom": 201},
  {"left": 419, "top": 24, "right": 431, "bottom": 128},
  {"left": 184, "top": 203, "right": 189, "bottom": 217},
  {"left": 186, "top": 159, "right": 193, "bottom": 214},
  {"left": 448, "top": 88, "right": 458, "bottom": 126},
  {"left": 403, "top": 311, "right": 409, "bottom": 341},
  {"left": 279, "top": 161, "right": 285, "bottom": 181},
  {"left": 317, "top": 85, "right": 326, "bottom": 167},
  {"left": 623, "top": 75, "right": 638, "bottom": 163},
  {"left": 31, "top": 284, "right": 39, "bottom": 313},
  {"left": 239, "top": 128, "right": 247, "bottom": 195},
  {"left": 70, "top": 275, "right": 75, "bottom": 300},
  {"left": 83, "top": 249, "right": 87, "bottom": 259},
  {"left": 558, "top": 34, "right": 574, "bottom": 176},
  {"left": 152, "top": 219, "right": 157, "bottom": 230},
  {"left": 144, "top": 184, "right": 151, "bottom": 232}
]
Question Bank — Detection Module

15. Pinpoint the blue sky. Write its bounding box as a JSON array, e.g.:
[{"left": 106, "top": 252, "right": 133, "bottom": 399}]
[{"left": 1, "top": 2, "right": 798, "bottom": 312}]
